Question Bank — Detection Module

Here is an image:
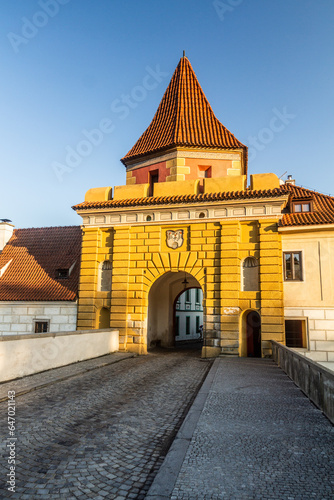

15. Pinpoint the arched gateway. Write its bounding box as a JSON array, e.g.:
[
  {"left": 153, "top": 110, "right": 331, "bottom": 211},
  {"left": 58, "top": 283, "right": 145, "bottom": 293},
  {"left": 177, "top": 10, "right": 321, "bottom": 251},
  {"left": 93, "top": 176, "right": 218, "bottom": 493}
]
[
  {"left": 147, "top": 272, "right": 202, "bottom": 348},
  {"left": 73, "top": 55, "right": 286, "bottom": 358}
]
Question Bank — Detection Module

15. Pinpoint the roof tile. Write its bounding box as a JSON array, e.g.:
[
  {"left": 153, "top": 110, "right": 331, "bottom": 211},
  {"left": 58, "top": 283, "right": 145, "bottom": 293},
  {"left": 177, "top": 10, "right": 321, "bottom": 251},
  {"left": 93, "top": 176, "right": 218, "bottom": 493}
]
[
  {"left": 122, "top": 56, "right": 247, "bottom": 163},
  {"left": 0, "top": 226, "right": 82, "bottom": 301},
  {"left": 73, "top": 184, "right": 334, "bottom": 228}
]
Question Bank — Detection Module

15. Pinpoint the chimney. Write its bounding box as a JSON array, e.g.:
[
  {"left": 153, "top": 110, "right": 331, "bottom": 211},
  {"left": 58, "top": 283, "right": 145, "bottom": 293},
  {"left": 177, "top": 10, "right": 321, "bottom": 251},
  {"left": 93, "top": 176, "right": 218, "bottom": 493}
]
[
  {"left": 0, "top": 221, "right": 14, "bottom": 252},
  {"left": 285, "top": 174, "right": 295, "bottom": 186}
]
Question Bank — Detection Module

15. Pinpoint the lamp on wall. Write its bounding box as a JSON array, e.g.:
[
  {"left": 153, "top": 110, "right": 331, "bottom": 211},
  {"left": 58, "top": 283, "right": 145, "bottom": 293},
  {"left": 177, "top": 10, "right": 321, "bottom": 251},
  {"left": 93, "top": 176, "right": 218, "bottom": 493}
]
[{"left": 182, "top": 273, "right": 189, "bottom": 289}]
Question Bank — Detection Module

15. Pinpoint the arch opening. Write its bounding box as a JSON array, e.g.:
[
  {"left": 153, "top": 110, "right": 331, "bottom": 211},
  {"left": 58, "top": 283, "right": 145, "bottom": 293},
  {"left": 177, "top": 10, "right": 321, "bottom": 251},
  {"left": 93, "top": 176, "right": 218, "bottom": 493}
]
[
  {"left": 174, "top": 287, "right": 203, "bottom": 344},
  {"left": 97, "top": 307, "right": 110, "bottom": 329},
  {"left": 147, "top": 271, "right": 203, "bottom": 350},
  {"left": 240, "top": 310, "right": 261, "bottom": 357}
]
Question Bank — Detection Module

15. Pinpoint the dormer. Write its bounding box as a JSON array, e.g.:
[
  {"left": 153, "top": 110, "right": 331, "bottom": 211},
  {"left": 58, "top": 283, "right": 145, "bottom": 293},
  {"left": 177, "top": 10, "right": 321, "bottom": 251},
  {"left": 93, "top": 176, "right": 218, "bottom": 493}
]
[{"left": 291, "top": 198, "right": 313, "bottom": 213}]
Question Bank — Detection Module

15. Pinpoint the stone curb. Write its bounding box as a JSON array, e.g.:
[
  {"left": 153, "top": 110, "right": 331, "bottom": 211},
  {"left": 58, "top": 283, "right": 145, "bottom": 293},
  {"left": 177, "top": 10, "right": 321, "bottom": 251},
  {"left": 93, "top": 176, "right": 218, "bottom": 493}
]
[
  {"left": 0, "top": 352, "right": 135, "bottom": 402},
  {"left": 145, "top": 357, "right": 220, "bottom": 499}
]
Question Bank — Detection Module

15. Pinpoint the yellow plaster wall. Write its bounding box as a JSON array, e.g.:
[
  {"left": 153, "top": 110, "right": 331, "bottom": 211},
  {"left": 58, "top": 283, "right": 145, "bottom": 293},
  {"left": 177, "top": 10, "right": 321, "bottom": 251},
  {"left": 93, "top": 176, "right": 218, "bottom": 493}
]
[
  {"left": 76, "top": 218, "right": 284, "bottom": 357},
  {"left": 204, "top": 175, "right": 246, "bottom": 194},
  {"left": 85, "top": 187, "right": 112, "bottom": 202},
  {"left": 259, "top": 220, "right": 284, "bottom": 355},
  {"left": 250, "top": 173, "right": 280, "bottom": 191},
  {"left": 126, "top": 170, "right": 136, "bottom": 185},
  {"left": 113, "top": 183, "right": 150, "bottom": 200},
  {"left": 153, "top": 179, "right": 200, "bottom": 197}
]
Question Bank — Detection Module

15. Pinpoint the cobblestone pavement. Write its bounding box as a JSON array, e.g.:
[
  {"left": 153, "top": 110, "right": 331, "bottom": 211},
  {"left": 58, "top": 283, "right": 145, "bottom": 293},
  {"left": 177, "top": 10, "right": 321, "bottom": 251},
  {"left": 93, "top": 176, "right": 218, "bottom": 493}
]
[
  {"left": 171, "top": 358, "right": 334, "bottom": 500},
  {"left": 0, "top": 348, "right": 211, "bottom": 499},
  {"left": 0, "top": 353, "right": 134, "bottom": 402}
]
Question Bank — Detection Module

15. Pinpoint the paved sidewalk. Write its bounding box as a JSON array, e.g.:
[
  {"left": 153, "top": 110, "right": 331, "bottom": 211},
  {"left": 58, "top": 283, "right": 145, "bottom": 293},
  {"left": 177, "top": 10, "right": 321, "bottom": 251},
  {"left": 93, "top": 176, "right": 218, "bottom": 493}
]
[
  {"left": 0, "top": 352, "right": 135, "bottom": 402},
  {"left": 147, "top": 357, "right": 334, "bottom": 499}
]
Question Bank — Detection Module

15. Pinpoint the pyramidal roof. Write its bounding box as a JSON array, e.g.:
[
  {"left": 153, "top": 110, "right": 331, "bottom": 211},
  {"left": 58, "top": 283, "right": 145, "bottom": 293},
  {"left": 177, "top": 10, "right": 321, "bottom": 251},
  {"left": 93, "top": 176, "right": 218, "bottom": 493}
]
[{"left": 122, "top": 56, "right": 246, "bottom": 164}]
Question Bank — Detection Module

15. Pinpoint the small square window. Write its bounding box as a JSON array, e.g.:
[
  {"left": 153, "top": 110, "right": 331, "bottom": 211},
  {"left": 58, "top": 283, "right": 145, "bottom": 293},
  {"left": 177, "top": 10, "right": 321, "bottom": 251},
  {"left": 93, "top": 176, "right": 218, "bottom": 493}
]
[
  {"left": 198, "top": 166, "right": 212, "bottom": 178},
  {"left": 285, "top": 319, "right": 307, "bottom": 348},
  {"left": 283, "top": 252, "right": 303, "bottom": 281},
  {"left": 56, "top": 269, "right": 69, "bottom": 279},
  {"left": 34, "top": 321, "right": 49, "bottom": 333}
]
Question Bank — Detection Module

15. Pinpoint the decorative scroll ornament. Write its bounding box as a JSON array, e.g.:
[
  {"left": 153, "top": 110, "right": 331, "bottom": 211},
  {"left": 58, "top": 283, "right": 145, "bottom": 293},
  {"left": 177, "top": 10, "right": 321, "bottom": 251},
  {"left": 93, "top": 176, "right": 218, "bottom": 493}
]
[{"left": 166, "top": 230, "right": 184, "bottom": 249}]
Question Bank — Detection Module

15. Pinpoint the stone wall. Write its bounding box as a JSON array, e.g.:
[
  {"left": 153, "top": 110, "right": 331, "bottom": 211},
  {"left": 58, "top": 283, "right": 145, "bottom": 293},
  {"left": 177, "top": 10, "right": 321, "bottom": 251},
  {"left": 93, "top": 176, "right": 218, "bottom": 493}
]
[
  {"left": 0, "top": 328, "right": 119, "bottom": 382},
  {"left": 285, "top": 307, "right": 334, "bottom": 363},
  {"left": 271, "top": 340, "right": 334, "bottom": 424},
  {"left": 0, "top": 301, "right": 77, "bottom": 335}
]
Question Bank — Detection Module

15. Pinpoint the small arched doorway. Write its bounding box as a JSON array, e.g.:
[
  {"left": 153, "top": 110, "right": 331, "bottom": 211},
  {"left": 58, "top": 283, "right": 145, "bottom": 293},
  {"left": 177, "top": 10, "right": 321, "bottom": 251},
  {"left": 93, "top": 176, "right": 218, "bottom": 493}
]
[
  {"left": 147, "top": 271, "right": 203, "bottom": 349},
  {"left": 97, "top": 307, "right": 110, "bottom": 329},
  {"left": 240, "top": 310, "right": 261, "bottom": 357},
  {"left": 246, "top": 311, "right": 261, "bottom": 357}
]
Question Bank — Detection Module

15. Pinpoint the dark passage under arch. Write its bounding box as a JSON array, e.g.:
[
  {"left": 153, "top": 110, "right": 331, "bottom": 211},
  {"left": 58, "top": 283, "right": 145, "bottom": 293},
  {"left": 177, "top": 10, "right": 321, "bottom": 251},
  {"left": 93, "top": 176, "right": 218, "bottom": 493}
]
[{"left": 246, "top": 311, "right": 261, "bottom": 357}]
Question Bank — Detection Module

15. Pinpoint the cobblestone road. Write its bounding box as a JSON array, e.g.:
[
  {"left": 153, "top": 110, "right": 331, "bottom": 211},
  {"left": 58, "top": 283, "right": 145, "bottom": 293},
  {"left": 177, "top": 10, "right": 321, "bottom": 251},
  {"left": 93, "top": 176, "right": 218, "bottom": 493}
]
[
  {"left": 171, "top": 358, "right": 334, "bottom": 500},
  {"left": 0, "top": 349, "right": 211, "bottom": 499}
]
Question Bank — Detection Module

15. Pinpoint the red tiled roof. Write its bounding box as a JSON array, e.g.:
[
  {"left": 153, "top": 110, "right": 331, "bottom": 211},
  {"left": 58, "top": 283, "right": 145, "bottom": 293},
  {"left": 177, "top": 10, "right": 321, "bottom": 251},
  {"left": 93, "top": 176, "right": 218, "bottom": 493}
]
[
  {"left": 72, "top": 187, "right": 287, "bottom": 211},
  {"left": 279, "top": 184, "right": 334, "bottom": 226},
  {"left": 0, "top": 226, "right": 82, "bottom": 301},
  {"left": 122, "top": 56, "right": 247, "bottom": 164},
  {"left": 73, "top": 184, "right": 334, "bottom": 228}
]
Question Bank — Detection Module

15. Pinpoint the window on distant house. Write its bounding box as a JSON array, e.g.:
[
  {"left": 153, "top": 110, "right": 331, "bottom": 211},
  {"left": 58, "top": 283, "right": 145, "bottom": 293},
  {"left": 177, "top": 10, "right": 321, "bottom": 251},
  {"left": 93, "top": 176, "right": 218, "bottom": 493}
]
[
  {"left": 285, "top": 319, "right": 307, "bottom": 348},
  {"left": 292, "top": 201, "right": 312, "bottom": 213},
  {"left": 283, "top": 252, "right": 303, "bottom": 281},
  {"left": 34, "top": 321, "right": 49, "bottom": 333},
  {"left": 196, "top": 316, "right": 200, "bottom": 333},
  {"left": 195, "top": 288, "right": 200, "bottom": 304},
  {"left": 185, "top": 290, "right": 191, "bottom": 302},
  {"left": 99, "top": 261, "right": 112, "bottom": 291},
  {"left": 175, "top": 316, "right": 180, "bottom": 337},
  {"left": 186, "top": 316, "right": 190, "bottom": 335}
]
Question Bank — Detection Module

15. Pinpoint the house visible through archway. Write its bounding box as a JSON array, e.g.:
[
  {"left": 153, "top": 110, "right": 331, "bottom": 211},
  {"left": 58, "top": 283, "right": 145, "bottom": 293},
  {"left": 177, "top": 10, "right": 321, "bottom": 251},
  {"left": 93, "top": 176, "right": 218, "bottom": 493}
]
[
  {"left": 147, "top": 271, "right": 203, "bottom": 350},
  {"left": 175, "top": 288, "right": 203, "bottom": 343}
]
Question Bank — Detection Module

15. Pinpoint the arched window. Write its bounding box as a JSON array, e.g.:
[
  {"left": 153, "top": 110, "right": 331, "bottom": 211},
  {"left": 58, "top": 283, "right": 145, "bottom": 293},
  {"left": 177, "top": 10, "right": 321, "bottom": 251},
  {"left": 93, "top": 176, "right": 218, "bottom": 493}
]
[
  {"left": 99, "top": 261, "right": 112, "bottom": 292},
  {"left": 242, "top": 257, "right": 259, "bottom": 291}
]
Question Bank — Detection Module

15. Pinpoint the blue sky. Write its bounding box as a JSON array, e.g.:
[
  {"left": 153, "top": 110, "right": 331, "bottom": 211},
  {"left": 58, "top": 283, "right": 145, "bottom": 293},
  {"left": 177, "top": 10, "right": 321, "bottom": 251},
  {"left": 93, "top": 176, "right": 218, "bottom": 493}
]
[{"left": 1, "top": 0, "right": 333, "bottom": 228}]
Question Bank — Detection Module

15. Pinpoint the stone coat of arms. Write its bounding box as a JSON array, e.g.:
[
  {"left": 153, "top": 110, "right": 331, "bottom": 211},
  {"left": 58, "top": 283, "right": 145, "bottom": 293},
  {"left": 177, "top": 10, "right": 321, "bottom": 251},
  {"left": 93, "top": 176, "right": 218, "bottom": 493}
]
[{"left": 166, "top": 230, "right": 184, "bottom": 249}]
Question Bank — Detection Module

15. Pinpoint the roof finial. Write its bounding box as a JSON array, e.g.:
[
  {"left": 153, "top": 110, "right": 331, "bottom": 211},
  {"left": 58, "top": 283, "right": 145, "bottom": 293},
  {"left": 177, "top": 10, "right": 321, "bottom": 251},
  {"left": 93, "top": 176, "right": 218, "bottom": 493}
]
[{"left": 183, "top": 50, "right": 185, "bottom": 58}]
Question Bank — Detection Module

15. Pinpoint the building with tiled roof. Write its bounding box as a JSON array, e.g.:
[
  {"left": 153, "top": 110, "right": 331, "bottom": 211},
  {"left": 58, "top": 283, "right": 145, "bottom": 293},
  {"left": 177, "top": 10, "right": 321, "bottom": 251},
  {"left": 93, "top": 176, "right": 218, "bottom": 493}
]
[
  {"left": 122, "top": 56, "right": 247, "bottom": 168},
  {"left": 72, "top": 55, "right": 334, "bottom": 366},
  {"left": 0, "top": 225, "right": 81, "bottom": 335}
]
